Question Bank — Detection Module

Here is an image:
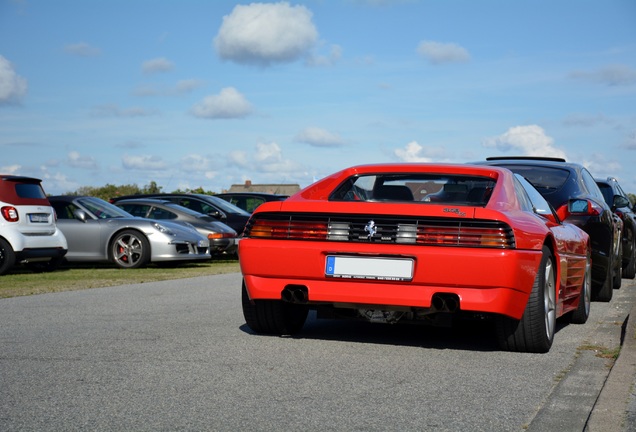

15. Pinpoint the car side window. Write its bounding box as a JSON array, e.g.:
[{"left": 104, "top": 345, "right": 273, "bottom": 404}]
[
  {"left": 150, "top": 207, "right": 177, "bottom": 220},
  {"left": 514, "top": 174, "right": 559, "bottom": 220},
  {"left": 582, "top": 169, "right": 605, "bottom": 201}
]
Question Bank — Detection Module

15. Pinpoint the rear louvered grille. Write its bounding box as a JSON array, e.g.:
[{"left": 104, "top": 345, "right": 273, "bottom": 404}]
[{"left": 245, "top": 214, "right": 515, "bottom": 248}]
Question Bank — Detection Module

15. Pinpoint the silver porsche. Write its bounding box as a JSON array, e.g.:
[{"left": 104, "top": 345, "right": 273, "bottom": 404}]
[{"left": 49, "top": 196, "right": 210, "bottom": 268}]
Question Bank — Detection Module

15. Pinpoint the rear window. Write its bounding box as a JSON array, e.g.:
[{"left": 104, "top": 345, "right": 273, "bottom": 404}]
[
  {"left": 596, "top": 182, "right": 613, "bottom": 206},
  {"left": 496, "top": 165, "right": 570, "bottom": 193},
  {"left": 330, "top": 174, "right": 496, "bottom": 205},
  {"left": 15, "top": 183, "right": 47, "bottom": 199}
]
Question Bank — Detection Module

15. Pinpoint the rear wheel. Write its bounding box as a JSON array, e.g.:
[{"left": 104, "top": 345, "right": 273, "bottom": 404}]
[
  {"left": 496, "top": 246, "right": 556, "bottom": 353},
  {"left": 613, "top": 242, "right": 623, "bottom": 289},
  {"left": 623, "top": 238, "right": 636, "bottom": 279},
  {"left": 570, "top": 254, "right": 591, "bottom": 324},
  {"left": 595, "top": 256, "right": 614, "bottom": 302},
  {"left": 109, "top": 230, "right": 150, "bottom": 269},
  {"left": 0, "top": 238, "right": 15, "bottom": 275},
  {"left": 241, "top": 280, "right": 308, "bottom": 335}
]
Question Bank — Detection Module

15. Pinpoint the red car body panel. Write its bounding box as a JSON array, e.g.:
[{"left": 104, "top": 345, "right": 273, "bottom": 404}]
[{"left": 239, "top": 164, "right": 589, "bottom": 320}]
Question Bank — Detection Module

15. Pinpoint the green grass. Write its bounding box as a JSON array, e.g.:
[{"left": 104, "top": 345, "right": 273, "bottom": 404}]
[{"left": 0, "top": 259, "right": 241, "bottom": 299}]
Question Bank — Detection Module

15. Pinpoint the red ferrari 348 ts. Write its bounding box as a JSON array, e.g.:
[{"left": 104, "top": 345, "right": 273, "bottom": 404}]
[{"left": 239, "top": 164, "right": 591, "bottom": 353}]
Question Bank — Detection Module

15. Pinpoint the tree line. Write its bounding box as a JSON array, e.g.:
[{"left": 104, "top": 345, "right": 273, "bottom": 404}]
[{"left": 63, "top": 181, "right": 216, "bottom": 202}]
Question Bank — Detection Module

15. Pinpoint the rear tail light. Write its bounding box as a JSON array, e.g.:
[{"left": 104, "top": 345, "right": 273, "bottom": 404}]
[
  {"left": 248, "top": 219, "right": 329, "bottom": 240},
  {"left": 208, "top": 232, "right": 236, "bottom": 240},
  {"left": 401, "top": 225, "right": 513, "bottom": 248},
  {"left": 1, "top": 206, "right": 19, "bottom": 222},
  {"left": 245, "top": 216, "right": 514, "bottom": 248}
]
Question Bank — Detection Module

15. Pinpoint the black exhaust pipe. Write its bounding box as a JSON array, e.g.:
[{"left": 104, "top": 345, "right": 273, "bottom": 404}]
[
  {"left": 281, "top": 286, "right": 309, "bottom": 304},
  {"left": 431, "top": 293, "right": 460, "bottom": 313}
]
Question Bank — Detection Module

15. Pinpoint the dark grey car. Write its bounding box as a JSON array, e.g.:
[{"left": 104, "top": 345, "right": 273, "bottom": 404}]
[
  {"left": 114, "top": 198, "right": 238, "bottom": 256},
  {"left": 111, "top": 193, "right": 251, "bottom": 234},
  {"left": 596, "top": 177, "right": 636, "bottom": 279}
]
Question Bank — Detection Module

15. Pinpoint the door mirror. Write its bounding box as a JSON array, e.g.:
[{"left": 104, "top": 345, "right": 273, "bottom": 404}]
[
  {"left": 613, "top": 195, "right": 631, "bottom": 209},
  {"left": 568, "top": 199, "right": 589, "bottom": 214},
  {"left": 73, "top": 209, "right": 88, "bottom": 222}
]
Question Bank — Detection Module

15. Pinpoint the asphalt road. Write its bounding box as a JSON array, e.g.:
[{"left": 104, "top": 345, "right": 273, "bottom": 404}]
[{"left": 0, "top": 273, "right": 633, "bottom": 431}]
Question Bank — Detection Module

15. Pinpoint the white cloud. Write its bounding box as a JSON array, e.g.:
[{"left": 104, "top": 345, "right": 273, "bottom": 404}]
[
  {"left": 295, "top": 126, "right": 345, "bottom": 147},
  {"left": 482, "top": 125, "right": 567, "bottom": 159},
  {"left": 394, "top": 141, "right": 433, "bottom": 162},
  {"left": 68, "top": 151, "right": 98, "bottom": 170},
  {"left": 190, "top": 87, "right": 253, "bottom": 119},
  {"left": 228, "top": 150, "right": 249, "bottom": 167},
  {"left": 255, "top": 142, "right": 283, "bottom": 163},
  {"left": 417, "top": 40, "right": 470, "bottom": 65},
  {"left": 64, "top": 42, "right": 101, "bottom": 57},
  {"left": 122, "top": 155, "right": 167, "bottom": 170},
  {"left": 0, "top": 164, "right": 21, "bottom": 174},
  {"left": 214, "top": 2, "right": 318, "bottom": 66},
  {"left": 581, "top": 154, "right": 621, "bottom": 179},
  {"left": 569, "top": 64, "right": 636, "bottom": 86},
  {"left": 0, "top": 55, "right": 27, "bottom": 104},
  {"left": 142, "top": 57, "right": 174, "bottom": 74}
]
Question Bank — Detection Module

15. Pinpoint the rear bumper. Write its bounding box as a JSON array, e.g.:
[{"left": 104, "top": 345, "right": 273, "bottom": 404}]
[
  {"left": 239, "top": 240, "right": 542, "bottom": 320},
  {"left": 15, "top": 247, "right": 67, "bottom": 262}
]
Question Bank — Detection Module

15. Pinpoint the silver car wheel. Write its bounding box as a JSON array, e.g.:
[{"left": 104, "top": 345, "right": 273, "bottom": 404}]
[{"left": 543, "top": 258, "right": 556, "bottom": 340}]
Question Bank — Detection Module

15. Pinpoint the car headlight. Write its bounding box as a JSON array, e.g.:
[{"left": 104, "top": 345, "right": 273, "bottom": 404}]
[{"left": 153, "top": 222, "right": 175, "bottom": 236}]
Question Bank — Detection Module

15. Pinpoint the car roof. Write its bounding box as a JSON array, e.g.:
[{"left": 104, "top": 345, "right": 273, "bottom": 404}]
[
  {"left": 115, "top": 198, "right": 173, "bottom": 205},
  {"left": 216, "top": 192, "right": 288, "bottom": 198}
]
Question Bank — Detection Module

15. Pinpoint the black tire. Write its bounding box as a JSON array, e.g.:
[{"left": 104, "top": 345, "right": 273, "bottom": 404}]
[
  {"left": 622, "top": 239, "right": 636, "bottom": 279},
  {"left": 496, "top": 246, "right": 556, "bottom": 353},
  {"left": 570, "top": 254, "right": 591, "bottom": 324},
  {"left": 594, "top": 255, "right": 614, "bottom": 302},
  {"left": 109, "top": 230, "right": 150, "bottom": 269},
  {"left": 613, "top": 242, "right": 623, "bottom": 289},
  {"left": 241, "top": 280, "right": 308, "bottom": 335},
  {"left": 0, "top": 237, "right": 15, "bottom": 276}
]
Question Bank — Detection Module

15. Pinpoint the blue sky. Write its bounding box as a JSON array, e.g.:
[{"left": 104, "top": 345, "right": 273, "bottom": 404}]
[{"left": 1, "top": 0, "right": 635, "bottom": 195}]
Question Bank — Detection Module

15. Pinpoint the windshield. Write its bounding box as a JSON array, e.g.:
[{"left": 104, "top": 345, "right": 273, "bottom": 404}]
[
  {"left": 330, "top": 174, "right": 496, "bottom": 205},
  {"left": 198, "top": 194, "right": 251, "bottom": 216},
  {"left": 78, "top": 197, "right": 134, "bottom": 219}
]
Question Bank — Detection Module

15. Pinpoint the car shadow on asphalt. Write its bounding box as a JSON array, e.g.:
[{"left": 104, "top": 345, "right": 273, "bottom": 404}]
[{"left": 240, "top": 311, "right": 572, "bottom": 353}]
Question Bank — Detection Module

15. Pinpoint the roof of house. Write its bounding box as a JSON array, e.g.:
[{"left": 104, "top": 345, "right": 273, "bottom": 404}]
[{"left": 226, "top": 180, "right": 301, "bottom": 196}]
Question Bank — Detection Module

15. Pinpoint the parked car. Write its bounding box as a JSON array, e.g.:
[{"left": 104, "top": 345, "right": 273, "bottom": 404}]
[
  {"left": 214, "top": 192, "right": 288, "bottom": 213},
  {"left": 240, "top": 163, "right": 591, "bottom": 353},
  {"left": 110, "top": 193, "right": 251, "bottom": 234},
  {"left": 596, "top": 177, "right": 636, "bottom": 279},
  {"left": 49, "top": 196, "right": 210, "bottom": 268},
  {"left": 0, "top": 175, "right": 67, "bottom": 275},
  {"left": 114, "top": 198, "right": 238, "bottom": 256},
  {"left": 479, "top": 157, "right": 621, "bottom": 301}
]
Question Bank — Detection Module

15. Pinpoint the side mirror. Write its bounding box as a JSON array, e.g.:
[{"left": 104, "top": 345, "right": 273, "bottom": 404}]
[
  {"left": 73, "top": 209, "right": 88, "bottom": 222},
  {"left": 568, "top": 199, "right": 589, "bottom": 214},
  {"left": 613, "top": 195, "right": 631, "bottom": 209},
  {"left": 208, "top": 210, "right": 225, "bottom": 220}
]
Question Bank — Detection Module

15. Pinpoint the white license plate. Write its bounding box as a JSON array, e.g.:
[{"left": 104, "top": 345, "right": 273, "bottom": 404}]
[
  {"left": 325, "top": 256, "right": 414, "bottom": 281},
  {"left": 29, "top": 213, "right": 49, "bottom": 223}
]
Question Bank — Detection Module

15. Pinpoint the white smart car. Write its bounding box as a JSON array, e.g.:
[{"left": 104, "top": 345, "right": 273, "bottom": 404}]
[{"left": 0, "top": 175, "right": 68, "bottom": 275}]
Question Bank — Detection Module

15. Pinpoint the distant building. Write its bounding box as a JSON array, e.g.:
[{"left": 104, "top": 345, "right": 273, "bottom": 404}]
[{"left": 225, "top": 180, "right": 301, "bottom": 196}]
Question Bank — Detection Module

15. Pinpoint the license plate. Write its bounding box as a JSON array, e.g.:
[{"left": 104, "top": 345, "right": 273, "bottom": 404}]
[
  {"left": 325, "top": 256, "right": 414, "bottom": 281},
  {"left": 29, "top": 213, "right": 49, "bottom": 223}
]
